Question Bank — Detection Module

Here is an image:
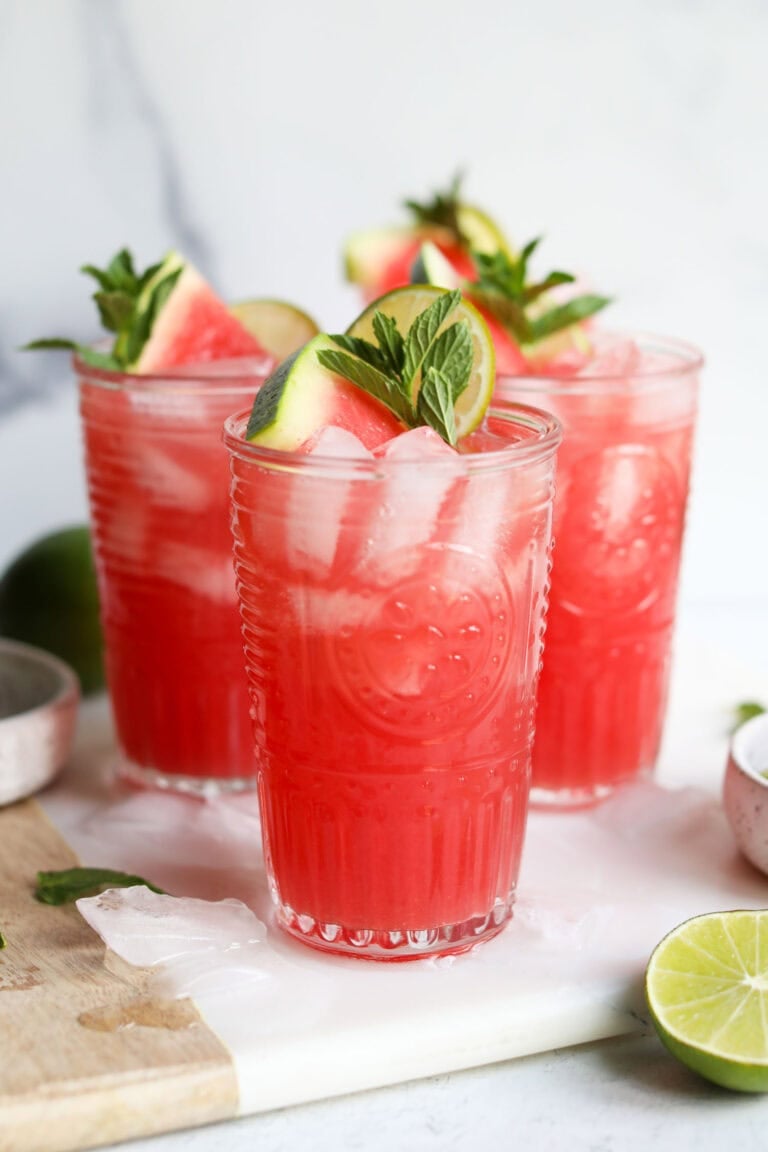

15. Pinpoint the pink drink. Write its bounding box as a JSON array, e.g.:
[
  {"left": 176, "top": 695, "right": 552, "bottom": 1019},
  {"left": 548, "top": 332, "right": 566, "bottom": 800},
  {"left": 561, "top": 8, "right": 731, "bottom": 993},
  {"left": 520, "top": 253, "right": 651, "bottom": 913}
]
[
  {"left": 78, "top": 354, "right": 273, "bottom": 793},
  {"left": 226, "top": 404, "right": 561, "bottom": 959},
  {"left": 498, "top": 334, "right": 701, "bottom": 806}
]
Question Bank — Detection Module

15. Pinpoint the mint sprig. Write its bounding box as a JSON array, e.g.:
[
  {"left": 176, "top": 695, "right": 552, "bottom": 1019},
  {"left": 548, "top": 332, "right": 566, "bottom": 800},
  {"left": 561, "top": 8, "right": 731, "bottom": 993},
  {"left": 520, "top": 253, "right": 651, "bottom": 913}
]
[
  {"left": 470, "top": 240, "right": 611, "bottom": 346},
  {"left": 404, "top": 173, "right": 467, "bottom": 246},
  {"left": 35, "top": 866, "right": 165, "bottom": 906},
  {"left": 24, "top": 249, "right": 184, "bottom": 371},
  {"left": 317, "top": 289, "right": 472, "bottom": 446},
  {"left": 0, "top": 930, "right": 5, "bottom": 950}
]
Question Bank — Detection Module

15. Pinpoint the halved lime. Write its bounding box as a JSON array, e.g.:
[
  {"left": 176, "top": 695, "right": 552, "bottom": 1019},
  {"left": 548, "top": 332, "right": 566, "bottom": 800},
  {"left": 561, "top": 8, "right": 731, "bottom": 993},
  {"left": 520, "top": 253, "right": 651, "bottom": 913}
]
[
  {"left": 0, "top": 526, "right": 104, "bottom": 694},
  {"left": 646, "top": 910, "right": 768, "bottom": 1092},
  {"left": 230, "top": 299, "right": 320, "bottom": 361},
  {"left": 346, "top": 286, "right": 495, "bottom": 439}
]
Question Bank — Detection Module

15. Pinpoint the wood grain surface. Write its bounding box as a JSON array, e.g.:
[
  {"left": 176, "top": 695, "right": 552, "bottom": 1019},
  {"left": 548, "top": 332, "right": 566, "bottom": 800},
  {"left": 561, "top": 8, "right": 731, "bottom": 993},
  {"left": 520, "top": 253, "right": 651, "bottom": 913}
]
[{"left": 0, "top": 799, "right": 238, "bottom": 1152}]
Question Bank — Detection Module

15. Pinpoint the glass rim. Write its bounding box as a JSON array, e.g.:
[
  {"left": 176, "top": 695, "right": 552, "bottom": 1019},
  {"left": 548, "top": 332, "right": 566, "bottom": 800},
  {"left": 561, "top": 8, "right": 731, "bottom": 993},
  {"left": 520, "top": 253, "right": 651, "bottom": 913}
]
[
  {"left": 73, "top": 346, "right": 275, "bottom": 396},
  {"left": 224, "top": 400, "right": 562, "bottom": 477},
  {"left": 497, "top": 330, "right": 704, "bottom": 396}
]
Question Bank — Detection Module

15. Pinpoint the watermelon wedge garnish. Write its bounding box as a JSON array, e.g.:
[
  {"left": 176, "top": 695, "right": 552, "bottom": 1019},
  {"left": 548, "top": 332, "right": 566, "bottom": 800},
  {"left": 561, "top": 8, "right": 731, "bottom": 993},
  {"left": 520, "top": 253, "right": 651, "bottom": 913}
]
[
  {"left": 25, "top": 248, "right": 271, "bottom": 373},
  {"left": 343, "top": 175, "right": 511, "bottom": 303}
]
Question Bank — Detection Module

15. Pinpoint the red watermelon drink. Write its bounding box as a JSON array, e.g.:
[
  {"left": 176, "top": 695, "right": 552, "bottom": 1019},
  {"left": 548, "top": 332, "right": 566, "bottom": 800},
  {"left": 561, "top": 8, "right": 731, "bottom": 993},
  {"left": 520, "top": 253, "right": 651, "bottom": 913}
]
[
  {"left": 28, "top": 249, "right": 292, "bottom": 791},
  {"left": 226, "top": 288, "right": 561, "bottom": 958},
  {"left": 498, "top": 333, "right": 702, "bottom": 806},
  {"left": 79, "top": 355, "right": 272, "bottom": 791}
]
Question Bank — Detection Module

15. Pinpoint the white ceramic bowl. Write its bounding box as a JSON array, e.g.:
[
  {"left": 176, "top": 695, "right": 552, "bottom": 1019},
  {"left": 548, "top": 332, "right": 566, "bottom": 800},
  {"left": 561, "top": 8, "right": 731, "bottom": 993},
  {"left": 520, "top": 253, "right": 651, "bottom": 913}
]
[
  {"left": 0, "top": 638, "right": 79, "bottom": 805},
  {"left": 723, "top": 712, "right": 768, "bottom": 875}
]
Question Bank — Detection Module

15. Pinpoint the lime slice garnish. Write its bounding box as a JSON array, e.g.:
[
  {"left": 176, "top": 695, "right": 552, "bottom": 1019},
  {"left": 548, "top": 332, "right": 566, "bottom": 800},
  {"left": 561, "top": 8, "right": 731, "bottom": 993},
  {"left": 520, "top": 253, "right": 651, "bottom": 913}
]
[
  {"left": 456, "top": 203, "right": 514, "bottom": 257},
  {"left": 230, "top": 299, "right": 320, "bottom": 361},
  {"left": 646, "top": 910, "right": 768, "bottom": 1092},
  {"left": 346, "top": 285, "right": 495, "bottom": 439}
]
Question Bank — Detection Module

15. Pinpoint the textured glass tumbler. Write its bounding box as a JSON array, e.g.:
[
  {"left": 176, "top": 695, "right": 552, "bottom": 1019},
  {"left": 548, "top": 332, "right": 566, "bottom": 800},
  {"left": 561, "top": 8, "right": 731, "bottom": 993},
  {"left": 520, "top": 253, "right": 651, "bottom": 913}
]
[
  {"left": 498, "top": 334, "right": 702, "bottom": 807},
  {"left": 226, "top": 401, "right": 561, "bottom": 960},
  {"left": 78, "top": 353, "right": 272, "bottom": 794}
]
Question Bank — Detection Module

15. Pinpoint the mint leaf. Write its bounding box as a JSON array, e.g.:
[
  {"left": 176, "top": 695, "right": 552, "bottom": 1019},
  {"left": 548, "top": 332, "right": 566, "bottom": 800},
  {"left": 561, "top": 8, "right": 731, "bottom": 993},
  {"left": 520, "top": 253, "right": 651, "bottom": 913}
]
[
  {"left": 522, "top": 270, "right": 574, "bottom": 305},
  {"left": 321, "top": 290, "right": 477, "bottom": 446},
  {"left": 417, "top": 366, "right": 457, "bottom": 445},
  {"left": 527, "top": 294, "right": 612, "bottom": 342},
  {"left": 317, "top": 348, "right": 414, "bottom": 425},
  {"left": 405, "top": 173, "right": 466, "bottom": 243},
  {"left": 471, "top": 243, "right": 611, "bottom": 347},
  {"left": 35, "top": 867, "right": 165, "bottom": 906},
  {"left": 0, "top": 930, "right": 5, "bottom": 950},
  {"left": 22, "top": 339, "right": 121, "bottom": 371},
  {"left": 93, "top": 290, "right": 135, "bottom": 334},
  {"left": 372, "top": 311, "right": 405, "bottom": 378},
  {"left": 402, "top": 289, "right": 461, "bottom": 387},
  {"left": 23, "top": 338, "right": 80, "bottom": 353},
  {"left": 105, "top": 248, "right": 138, "bottom": 293},
  {"left": 26, "top": 249, "right": 185, "bottom": 371},
  {"left": 326, "top": 333, "right": 391, "bottom": 376},
  {"left": 421, "top": 322, "right": 472, "bottom": 401}
]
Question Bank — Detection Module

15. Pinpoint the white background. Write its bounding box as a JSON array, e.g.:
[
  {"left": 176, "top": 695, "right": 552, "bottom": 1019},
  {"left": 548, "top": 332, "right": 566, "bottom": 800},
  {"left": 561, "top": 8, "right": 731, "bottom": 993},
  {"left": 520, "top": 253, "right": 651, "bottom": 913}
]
[{"left": 1, "top": 0, "right": 767, "bottom": 614}]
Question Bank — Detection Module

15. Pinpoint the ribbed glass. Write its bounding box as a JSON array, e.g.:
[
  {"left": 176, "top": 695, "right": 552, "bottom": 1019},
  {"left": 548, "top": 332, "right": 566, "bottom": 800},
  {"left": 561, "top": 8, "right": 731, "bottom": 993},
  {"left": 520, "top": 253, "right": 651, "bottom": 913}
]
[
  {"left": 497, "top": 333, "right": 702, "bottom": 807},
  {"left": 226, "top": 400, "right": 561, "bottom": 959},
  {"left": 78, "top": 353, "right": 272, "bottom": 793}
]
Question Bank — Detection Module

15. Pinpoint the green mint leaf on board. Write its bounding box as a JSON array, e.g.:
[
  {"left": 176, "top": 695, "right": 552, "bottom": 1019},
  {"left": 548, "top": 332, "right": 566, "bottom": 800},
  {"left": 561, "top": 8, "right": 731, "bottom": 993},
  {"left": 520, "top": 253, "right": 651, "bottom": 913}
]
[
  {"left": 319, "top": 291, "right": 473, "bottom": 445},
  {"left": 35, "top": 867, "right": 165, "bottom": 906},
  {"left": 24, "top": 249, "right": 184, "bottom": 371},
  {"left": 404, "top": 172, "right": 466, "bottom": 244},
  {"left": 0, "top": 930, "right": 5, "bottom": 949},
  {"left": 417, "top": 366, "right": 458, "bottom": 445},
  {"left": 731, "top": 701, "right": 767, "bottom": 733},
  {"left": 470, "top": 242, "right": 611, "bottom": 345}
]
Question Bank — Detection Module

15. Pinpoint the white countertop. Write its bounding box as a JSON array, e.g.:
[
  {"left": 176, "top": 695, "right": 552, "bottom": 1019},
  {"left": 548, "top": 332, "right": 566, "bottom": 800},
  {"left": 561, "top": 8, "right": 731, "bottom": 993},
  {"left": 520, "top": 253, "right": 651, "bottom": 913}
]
[{"left": 47, "top": 601, "right": 768, "bottom": 1152}]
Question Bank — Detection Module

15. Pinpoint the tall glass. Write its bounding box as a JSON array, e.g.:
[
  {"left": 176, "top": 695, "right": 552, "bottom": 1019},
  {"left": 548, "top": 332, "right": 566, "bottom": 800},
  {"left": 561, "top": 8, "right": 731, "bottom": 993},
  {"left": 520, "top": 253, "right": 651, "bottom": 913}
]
[
  {"left": 497, "top": 334, "right": 702, "bottom": 807},
  {"left": 226, "top": 402, "right": 561, "bottom": 960},
  {"left": 78, "top": 353, "right": 273, "bottom": 794}
]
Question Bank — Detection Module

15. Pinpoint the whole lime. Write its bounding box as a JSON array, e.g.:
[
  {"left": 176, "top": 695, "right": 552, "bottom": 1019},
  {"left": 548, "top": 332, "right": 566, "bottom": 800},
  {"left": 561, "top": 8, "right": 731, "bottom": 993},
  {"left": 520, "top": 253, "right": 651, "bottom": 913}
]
[{"left": 0, "top": 526, "right": 105, "bottom": 694}]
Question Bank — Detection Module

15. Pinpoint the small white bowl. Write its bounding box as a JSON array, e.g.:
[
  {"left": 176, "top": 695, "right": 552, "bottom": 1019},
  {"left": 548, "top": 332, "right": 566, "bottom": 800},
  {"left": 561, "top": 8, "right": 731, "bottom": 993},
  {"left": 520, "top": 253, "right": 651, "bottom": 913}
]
[
  {"left": 723, "top": 712, "right": 768, "bottom": 875},
  {"left": 0, "top": 638, "right": 79, "bottom": 805}
]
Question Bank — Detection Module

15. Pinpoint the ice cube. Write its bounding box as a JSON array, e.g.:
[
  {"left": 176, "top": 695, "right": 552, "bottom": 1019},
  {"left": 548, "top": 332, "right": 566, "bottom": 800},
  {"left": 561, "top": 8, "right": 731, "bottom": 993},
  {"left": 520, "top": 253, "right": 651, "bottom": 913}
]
[
  {"left": 77, "top": 885, "right": 267, "bottom": 968},
  {"left": 361, "top": 427, "right": 464, "bottom": 582},
  {"left": 578, "top": 334, "right": 642, "bottom": 379},
  {"left": 284, "top": 426, "right": 374, "bottom": 579},
  {"left": 132, "top": 443, "right": 212, "bottom": 512},
  {"left": 154, "top": 540, "right": 238, "bottom": 603}
]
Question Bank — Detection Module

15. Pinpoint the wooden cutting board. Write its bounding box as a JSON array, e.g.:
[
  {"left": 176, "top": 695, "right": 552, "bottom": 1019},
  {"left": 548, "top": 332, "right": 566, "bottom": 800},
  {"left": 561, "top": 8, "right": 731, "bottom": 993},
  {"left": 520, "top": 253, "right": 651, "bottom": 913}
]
[{"left": 0, "top": 799, "right": 238, "bottom": 1152}]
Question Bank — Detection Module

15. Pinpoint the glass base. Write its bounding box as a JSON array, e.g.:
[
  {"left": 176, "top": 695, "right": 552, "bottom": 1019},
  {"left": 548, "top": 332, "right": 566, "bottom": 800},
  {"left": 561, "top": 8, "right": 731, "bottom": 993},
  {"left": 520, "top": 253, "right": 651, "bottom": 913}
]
[
  {"left": 529, "top": 768, "right": 652, "bottom": 811},
  {"left": 275, "top": 893, "right": 515, "bottom": 961},
  {"left": 114, "top": 757, "right": 258, "bottom": 799}
]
